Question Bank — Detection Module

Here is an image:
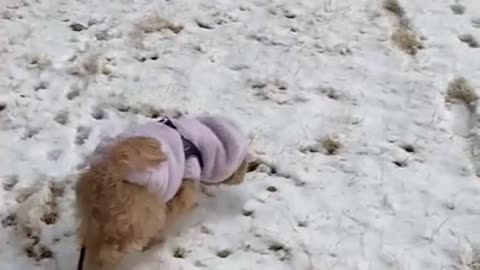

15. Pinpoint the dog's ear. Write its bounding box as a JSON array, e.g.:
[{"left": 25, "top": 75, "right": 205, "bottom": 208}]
[
  {"left": 109, "top": 137, "right": 167, "bottom": 171},
  {"left": 222, "top": 159, "right": 248, "bottom": 185}
]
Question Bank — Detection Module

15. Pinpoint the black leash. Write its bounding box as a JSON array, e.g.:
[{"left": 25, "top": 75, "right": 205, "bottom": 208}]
[
  {"left": 77, "top": 246, "right": 86, "bottom": 270},
  {"left": 158, "top": 117, "right": 204, "bottom": 168}
]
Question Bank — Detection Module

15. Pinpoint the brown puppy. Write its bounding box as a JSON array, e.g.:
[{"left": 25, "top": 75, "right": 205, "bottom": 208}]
[{"left": 75, "top": 137, "right": 247, "bottom": 270}]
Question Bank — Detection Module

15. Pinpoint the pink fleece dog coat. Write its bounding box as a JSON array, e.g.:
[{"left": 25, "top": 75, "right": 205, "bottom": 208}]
[{"left": 90, "top": 115, "right": 249, "bottom": 202}]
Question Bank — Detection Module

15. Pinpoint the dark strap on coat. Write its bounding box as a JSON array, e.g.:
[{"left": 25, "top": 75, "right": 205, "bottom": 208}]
[
  {"left": 158, "top": 117, "right": 204, "bottom": 168},
  {"left": 77, "top": 246, "right": 86, "bottom": 270}
]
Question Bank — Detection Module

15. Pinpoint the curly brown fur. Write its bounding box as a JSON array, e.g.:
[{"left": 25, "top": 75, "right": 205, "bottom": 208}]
[{"left": 75, "top": 136, "right": 247, "bottom": 270}]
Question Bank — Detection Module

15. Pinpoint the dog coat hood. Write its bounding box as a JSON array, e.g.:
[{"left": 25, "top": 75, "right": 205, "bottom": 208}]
[{"left": 90, "top": 115, "right": 249, "bottom": 202}]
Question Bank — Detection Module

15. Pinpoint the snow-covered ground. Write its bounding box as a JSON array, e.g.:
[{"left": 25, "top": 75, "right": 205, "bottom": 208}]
[{"left": 1, "top": 0, "right": 480, "bottom": 269}]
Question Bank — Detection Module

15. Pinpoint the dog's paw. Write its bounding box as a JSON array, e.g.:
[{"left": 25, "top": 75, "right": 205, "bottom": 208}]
[
  {"left": 143, "top": 234, "right": 166, "bottom": 251},
  {"left": 200, "top": 185, "right": 215, "bottom": 198},
  {"left": 167, "top": 180, "right": 199, "bottom": 216}
]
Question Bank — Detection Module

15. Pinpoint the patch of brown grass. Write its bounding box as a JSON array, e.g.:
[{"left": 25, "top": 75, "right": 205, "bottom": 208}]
[
  {"left": 383, "top": 0, "right": 405, "bottom": 18},
  {"left": 382, "top": 0, "right": 423, "bottom": 56},
  {"left": 136, "top": 15, "right": 183, "bottom": 34},
  {"left": 128, "top": 14, "right": 183, "bottom": 49},
  {"left": 67, "top": 52, "right": 103, "bottom": 76},
  {"left": 321, "top": 135, "right": 342, "bottom": 155},
  {"left": 462, "top": 243, "right": 480, "bottom": 270},
  {"left": 391, "top": 27, "right": 423, "bottom": 56},
  {"left": 300, "top": 134, "right": 343, "bottom": 155},
  {"left": 446, "top": 77, "right": 477, "bottom": 111},
  {"left": 468, "top": 252, "right": 480, "bottom": 270}
]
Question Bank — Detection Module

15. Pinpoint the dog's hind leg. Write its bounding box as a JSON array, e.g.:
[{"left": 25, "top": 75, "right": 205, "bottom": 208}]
[
  {"left": 143, "top": 180, "right": 199, "bottom": 251},
  {"left": 222, "top": 159, "right": 248, "bottom": 185}
]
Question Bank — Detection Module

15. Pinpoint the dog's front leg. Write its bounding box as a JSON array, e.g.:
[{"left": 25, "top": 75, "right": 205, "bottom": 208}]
[
  {"left": 142, "top": 232, "right": 166, "bottom": 251},
  {"left": 144, "top": 180, "right": 198, "bottom": 251},
  {"left": 166, "top": 179, "right": 199, "bottom": 217}
]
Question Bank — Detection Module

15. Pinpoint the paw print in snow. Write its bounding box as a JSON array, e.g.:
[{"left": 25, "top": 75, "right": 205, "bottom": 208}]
[
  {"left": 473, "top": 18, "right": 480, "bottom": 28},
  {"left": 47, "top": 149, "right": 63, "bottom": 161},
  {"left": 91, "top": 107, "right": 107, "bottom": 120},
  {"left": 300, "top": 134, "right": 343, "bottom": 155},
  {"left": 1, "top": 213, "right": 16, "bottom": 228},
  {"left": 450, "top": 3, "right": 466, "bottom": 15},
  {"left": 75, "top": 126, "right": 91, "bottom": 145},
  {"left": 268, "top": 242, "right": 292, "bottom": 261},
  {"left": 54, "top": 111, "right": 69, "bottom": 125},
  {"left": 217, "top": 249, "right": 232, "bottom": 258},
  {"left": 3, "top": 175, "right": 18, "bottom": 191},
  {"left": 459, "top": 33, "right": 479, "bottom": 48}
]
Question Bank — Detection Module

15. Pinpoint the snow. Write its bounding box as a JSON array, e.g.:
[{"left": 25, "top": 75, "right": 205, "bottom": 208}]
[{"left": 1, "top": 0, "right": 480, "bottom": 269}]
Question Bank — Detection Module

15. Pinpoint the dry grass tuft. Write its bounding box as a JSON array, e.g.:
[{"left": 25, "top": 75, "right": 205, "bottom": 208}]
[
  {"left": 468, "top": 252, "right": 480, "bottom": 270},
  {"left": 391, "top": 27, "right": 423, "bottom": 55},
  {"left": 469, "top": 258, "right": 480, "bottom": 270},
  {"left": 383, "top": 0, "right": 405, "bottom": 18},
  {"left": 300, "top": 134, "right": 343, "bottom": 155},
  {"left": 27, "top": 53, "right": 51, "bottom": 70},
  {"left": 382, "top": 0, "right": 423, "bottom": 56},
  {"left": 129, "top": 14, "right": 183, "bottom": 49},
  {"left": 67, "top": 53, "right": 104, "bottom": 76},
  {"left": 398, "top": 17, "right": 413, "bottom": 30},
  {"left": 446, "top": 77, "right": 477, "bottom": 111},
  {"left": 321, "top": 135, "right": 342, "bottom": 155},
  {"left": 136, "top": 15, "right": 183, "bottom": 34},
  {"left": 81, "top": 53, "right": 101, "bottom": 74},
  {"left": 461, "top": 242, "right": 480, "bottom": 270}
]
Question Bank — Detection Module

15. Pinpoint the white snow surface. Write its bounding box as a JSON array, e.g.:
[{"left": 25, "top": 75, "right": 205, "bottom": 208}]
[{"left": 1, "top": 0, "right": 480, "bottom": 269}]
